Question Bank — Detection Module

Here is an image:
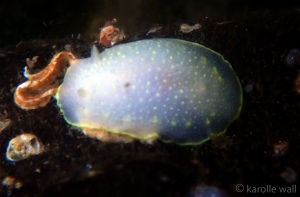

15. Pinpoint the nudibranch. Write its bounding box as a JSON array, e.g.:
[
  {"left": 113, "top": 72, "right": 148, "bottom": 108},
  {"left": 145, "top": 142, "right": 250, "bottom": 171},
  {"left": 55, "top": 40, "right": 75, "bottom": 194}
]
[{"left": 57, "top": 39, "right": 242, "bottom": 145}]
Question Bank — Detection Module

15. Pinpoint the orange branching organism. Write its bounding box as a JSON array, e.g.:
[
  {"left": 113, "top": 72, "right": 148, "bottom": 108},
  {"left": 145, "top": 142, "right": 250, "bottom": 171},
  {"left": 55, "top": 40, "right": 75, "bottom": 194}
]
[
  {"left": 14, "top": 52, "right": 75, "bottom": 110},
  {"left": 99, "top": 19, "right": 125, "bottom": 47},
  {"left": 99, "top": 25, "right": 121, "bottom": 47},
  {"left": 100, "top": 25, "right": 123, "bottom": 47}
]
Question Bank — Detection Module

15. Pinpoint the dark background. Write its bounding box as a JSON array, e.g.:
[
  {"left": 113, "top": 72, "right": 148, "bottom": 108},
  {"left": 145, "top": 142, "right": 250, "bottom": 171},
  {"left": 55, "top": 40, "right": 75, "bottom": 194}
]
[
  {"left": 0, "top": 0, "right": 299, "bottom": 47},
  {"left": 0, "top": 0, "right": 300, "bottom": 196}
]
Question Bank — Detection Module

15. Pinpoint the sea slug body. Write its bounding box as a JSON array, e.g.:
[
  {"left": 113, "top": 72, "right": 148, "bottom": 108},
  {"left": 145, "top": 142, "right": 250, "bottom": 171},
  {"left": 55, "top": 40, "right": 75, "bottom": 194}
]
[{"left": 57, "top": 39, "right": 242, "bottom": 145}]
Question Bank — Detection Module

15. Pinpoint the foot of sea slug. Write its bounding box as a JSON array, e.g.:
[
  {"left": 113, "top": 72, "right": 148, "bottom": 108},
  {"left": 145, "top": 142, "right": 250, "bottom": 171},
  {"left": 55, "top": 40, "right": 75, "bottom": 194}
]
[{"left": 82, "top": 128, "right": 135, "bottom": 143}]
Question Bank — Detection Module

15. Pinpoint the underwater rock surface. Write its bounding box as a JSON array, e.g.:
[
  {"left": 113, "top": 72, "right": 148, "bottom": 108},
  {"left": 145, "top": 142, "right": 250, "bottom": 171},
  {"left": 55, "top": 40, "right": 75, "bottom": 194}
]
[{"left": 57, "top": 39, "right": 242, "bottom": 144}]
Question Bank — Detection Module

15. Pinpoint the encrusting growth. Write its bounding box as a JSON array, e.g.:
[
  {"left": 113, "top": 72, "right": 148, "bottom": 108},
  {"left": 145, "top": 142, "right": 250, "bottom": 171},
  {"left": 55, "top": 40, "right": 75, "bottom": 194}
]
[{"left": 14, "top": 52, "right": 75, "bottom": 110}]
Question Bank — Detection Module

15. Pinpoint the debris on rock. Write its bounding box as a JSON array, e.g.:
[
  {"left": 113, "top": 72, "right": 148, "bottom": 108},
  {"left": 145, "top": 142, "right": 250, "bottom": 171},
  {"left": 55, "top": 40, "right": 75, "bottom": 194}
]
[
  {"left": 180, "top": 23, "right": 201, "bottom": 33},
  {"left": 280, "top": 167, "right": 297, "bottom": 183},
  {"left": 2, "top": 176, "right": 23, "bottom": 189},
  {"left": 273, "top": 140, "right": 289, "bottom": 156},
  {"left": 6, "top": 133, "right": 44, "bottom": 161}
]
